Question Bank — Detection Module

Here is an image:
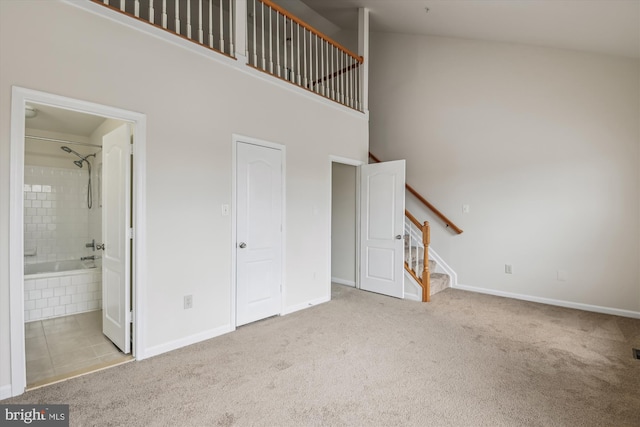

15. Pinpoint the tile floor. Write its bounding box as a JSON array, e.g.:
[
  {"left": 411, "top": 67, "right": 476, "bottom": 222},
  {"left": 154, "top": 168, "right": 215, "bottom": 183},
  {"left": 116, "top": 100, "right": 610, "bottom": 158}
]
[{"left": 25, "top": 310, "right": 131, "bottom": 387}]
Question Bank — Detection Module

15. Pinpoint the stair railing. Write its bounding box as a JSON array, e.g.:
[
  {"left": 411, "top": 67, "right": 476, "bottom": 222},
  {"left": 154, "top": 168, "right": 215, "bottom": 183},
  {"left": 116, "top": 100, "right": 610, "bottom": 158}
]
[
  {"left": 404, "top": 210, "right": 430, "bottom": 302},
  {"left": 248, "top": 0, "right": 364, "bottom": 111},
  {"left": 369, "top": 152, "right": 463, "bottom": 234},
  {"left": 93, "top": 0, "right": 236, "bottom": 57}
]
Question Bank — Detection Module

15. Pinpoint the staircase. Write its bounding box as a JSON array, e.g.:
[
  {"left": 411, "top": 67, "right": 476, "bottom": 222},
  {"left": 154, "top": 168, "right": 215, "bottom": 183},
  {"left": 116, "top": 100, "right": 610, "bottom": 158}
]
[
  {"left": 403, "top": 212, "right": 451, "bottom": 301},
  {"left": 369, "top": 152, "right": 462, "bottom": 302}
]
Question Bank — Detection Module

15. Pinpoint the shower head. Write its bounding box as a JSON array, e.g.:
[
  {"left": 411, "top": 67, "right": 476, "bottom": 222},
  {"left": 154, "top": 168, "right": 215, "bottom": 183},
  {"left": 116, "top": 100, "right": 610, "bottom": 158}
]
[
  {"left": 60, "top": 145, "right": 83, "bottom": 158},
  {"left": 73, "top": 160, "right": 84, "bottom": 168}
]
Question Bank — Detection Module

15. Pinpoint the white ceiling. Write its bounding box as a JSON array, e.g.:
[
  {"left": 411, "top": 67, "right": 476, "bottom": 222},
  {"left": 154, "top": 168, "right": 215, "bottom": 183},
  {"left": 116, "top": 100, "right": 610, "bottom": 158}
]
[{"left": 297, "top": 0, "right": 640, "bottom": 59}]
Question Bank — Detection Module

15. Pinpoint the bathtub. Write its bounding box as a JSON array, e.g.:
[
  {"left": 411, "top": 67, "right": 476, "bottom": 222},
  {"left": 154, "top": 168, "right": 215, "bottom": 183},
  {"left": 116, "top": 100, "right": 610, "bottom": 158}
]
[
  {"left": 24, "top": 259, "right": 102, "bottom": 322},
  {"left": 24, "top": 259, "right": 98, "bottom": 276}
]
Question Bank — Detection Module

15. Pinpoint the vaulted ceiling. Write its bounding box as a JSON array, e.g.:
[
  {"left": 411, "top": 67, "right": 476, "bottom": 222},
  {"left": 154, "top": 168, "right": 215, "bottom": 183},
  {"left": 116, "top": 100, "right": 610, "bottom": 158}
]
[{"left": 296, "top": 0, "right": 640, "bottom": 59}]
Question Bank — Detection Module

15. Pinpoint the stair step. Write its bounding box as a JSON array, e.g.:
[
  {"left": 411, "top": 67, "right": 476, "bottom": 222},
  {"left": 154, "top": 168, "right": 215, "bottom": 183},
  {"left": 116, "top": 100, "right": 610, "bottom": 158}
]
[{"left": 430, "top": 272, "right": 449, "bottom": 296}]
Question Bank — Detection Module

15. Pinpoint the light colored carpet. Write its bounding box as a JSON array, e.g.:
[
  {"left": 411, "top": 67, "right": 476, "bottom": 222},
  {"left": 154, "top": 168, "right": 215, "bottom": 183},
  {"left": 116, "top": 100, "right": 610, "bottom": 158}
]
[{"left": 4, "top": 285, "right": 640, "bottom": 426}]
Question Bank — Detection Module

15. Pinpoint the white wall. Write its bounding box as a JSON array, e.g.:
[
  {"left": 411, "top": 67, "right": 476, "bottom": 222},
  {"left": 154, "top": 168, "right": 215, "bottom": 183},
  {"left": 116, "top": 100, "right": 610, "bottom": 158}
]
[
  {"left": 369, "top": 32, "right": 640, "bottom": 313},
  {"left": 0, "top": 1, "right": 368, "bottom": 394},
  {"left": 331, "top": 162, "right": 357, "bottom": 285}
]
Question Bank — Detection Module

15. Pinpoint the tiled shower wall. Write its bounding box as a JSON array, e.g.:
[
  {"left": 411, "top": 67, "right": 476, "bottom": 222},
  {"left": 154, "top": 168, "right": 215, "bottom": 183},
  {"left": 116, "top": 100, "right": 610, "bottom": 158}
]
[
  {"left": 24, "top": 165, "right": 93, "bottom": 264},
  {"left": 24, "top": 269, "right": 102, "bottom": 321}
]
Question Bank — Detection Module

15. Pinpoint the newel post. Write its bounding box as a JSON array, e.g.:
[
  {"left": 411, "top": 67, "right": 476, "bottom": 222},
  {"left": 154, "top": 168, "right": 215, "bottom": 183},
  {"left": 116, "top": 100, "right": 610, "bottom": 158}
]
[
  {"left": 234, "top": 0, "right": 248, "bottom": 63},
  {"left": 358, "top": 7, "right": 369, "bottom": 112},
  {"left": 422, "top": 221, "right": 431, "bottom": 302}
]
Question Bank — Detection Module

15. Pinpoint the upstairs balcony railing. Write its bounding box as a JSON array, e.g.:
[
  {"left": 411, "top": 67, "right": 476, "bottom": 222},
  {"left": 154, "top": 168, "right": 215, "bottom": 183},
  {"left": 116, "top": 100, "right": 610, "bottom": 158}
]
[
  {"left": 93, "top": 0, "right": 364, "bottom": 112},
  {"left": 94, "top": 1, "right": 235, "bottom": 56},
  {"left": 247, "top": 0, "right": 363, "bottom": 111}
]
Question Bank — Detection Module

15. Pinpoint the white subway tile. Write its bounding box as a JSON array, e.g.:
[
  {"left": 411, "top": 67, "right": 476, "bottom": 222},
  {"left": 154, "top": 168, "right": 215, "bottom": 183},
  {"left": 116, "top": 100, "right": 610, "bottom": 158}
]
[
  {"left": 47, "top": 297, "right": 60, "bottom": 307},
  {"left": 29, "top": 290, "right": 41, "bottom": 300},
  {"left": 87, "top": 300, "right": 98, "bottom": 310},
  {"left": 32, "top": 185, "right": 42, "bottom": 192},
  {"left": 25, "top": 300, "right": 35, "bottom": 310},
  {"left": 36, "top": 279, "right": 48, "bottom": 290},
  {"left": 71, "top": 294, "right": 82, "bottom": 304},
  {"left": 24, "top": 280, "right": 36, "bottom": 292},
  {"left": 48, "top": 277, "right": 60, "bottom": 288},
  {"left": 30, "top": 308, "right": 42, "bottom": 319},
  {"left": 77, "top": 301, "right": 88, "bottom": 312},
  {"left": 54, "top": 306, "right": 66, "bottom": 316},
  {"left": 54, "top": 287, "right": 66, "bottom": 297},
  {"left": 59, "top": 295, "right": 71, "bottom": 305},
  {"left": 41, "top": 307, "right": 54, "bottom": 318},
  {"left": 35, "top": 299, "right": 47, "bottom": 309},
  {"left": 41, "top": 289, "right": 54, "bottom": 299},
  {"left": 65, "top": 304, "right": 77, "bottom": 314}
]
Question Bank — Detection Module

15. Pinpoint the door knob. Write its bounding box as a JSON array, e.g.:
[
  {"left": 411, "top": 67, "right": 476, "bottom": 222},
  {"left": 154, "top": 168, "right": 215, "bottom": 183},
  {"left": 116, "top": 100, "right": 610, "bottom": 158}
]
[
  {"left": 96, "top": 243, "right": 105, "bottom": 250},
  {"left": 238, "top": 242, "right": 247, "bottom": 248},
  {"left": 395, "top": 235, "right": 403, "bottom": 240}
]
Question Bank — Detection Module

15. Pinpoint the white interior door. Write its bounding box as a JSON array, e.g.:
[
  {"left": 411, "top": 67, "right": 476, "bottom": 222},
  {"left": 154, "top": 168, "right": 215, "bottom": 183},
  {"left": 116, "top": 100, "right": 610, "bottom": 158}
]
[
  {"left": 359, "top": 160, "right": 406, "bottom": 298},
  {"left": 102, "top": 124, "right": 131, "bottom": 353},
  {"left": 236, "top": 142, "right": 283, "bottom": 326}
]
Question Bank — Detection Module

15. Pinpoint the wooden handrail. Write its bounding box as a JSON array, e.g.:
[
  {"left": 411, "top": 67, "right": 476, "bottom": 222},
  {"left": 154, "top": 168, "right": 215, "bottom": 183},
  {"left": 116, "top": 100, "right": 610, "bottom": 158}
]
[
  {"left": 258, "top": 0, "right": 364, "bottom": 64},
  {"left": 369, "top": 152, "right": 463, "bottom": 234}
]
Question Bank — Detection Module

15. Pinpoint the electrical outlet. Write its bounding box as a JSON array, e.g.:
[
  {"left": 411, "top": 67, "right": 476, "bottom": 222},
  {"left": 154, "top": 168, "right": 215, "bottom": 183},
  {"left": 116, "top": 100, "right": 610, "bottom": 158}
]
[
  {"left": 184, "top": 295, "right": 193, "bottom": 309},
  {"left": 505, "top": 264, "right": 513, "bottom": 274},
  {"left": 462, "top": 204, "right": 470, "bottom": 214}
]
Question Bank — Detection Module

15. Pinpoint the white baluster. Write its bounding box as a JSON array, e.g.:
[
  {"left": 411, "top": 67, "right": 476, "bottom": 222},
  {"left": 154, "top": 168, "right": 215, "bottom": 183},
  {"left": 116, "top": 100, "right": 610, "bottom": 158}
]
[
  {"left": 296, "top": 24, "right": 301, "bottom": 85},
  {"left": 162, "top": 0, "right": 167, "bottom": 28},
  {"left": 197, "top": 0, "right": 203, "bottom": 43},
  {"left": 315, "top": 34, "right": 319, "bottom": 93},
  {"left": 175, "top": 0, "right": 180, "bottom": 35},
  {"left": 208, "top": 0, "right": 213, "bottom": 48},
  {"left": 260, "top": 1, "right": 265, "bottom": 69},
  {"left": 290, "top": 19, "right": 294, "bottom": 81},
  {"left": 148, "top": 0, "right": 154, "bottom": 24},
  {"left": 252, "top": 0, "right": 257, "bottom": 66},
  {"left": 219, "top": 0, "right": 225, "bottom": 53},
  {"left": 187, "top": 1, "right": 192, "bottom": 39},
  {"left": 134, "top": 0, "right": 140, "bottom": 17},
  {"left": 303, "top": 29, "right": 307, "bottom": 88},
  {"left": 276, "top": 11, "right": 280, "bottom": 77},
  {"left": 120, "top": 0, "right": 125, "bottom": 12},
  {"left": 316, "top": 36, "right": 325, "bottom": 95},
  {"left": 283, "top": 17, "right": 288, "bottom": 78},
  {"left": 268, "top": 6, "right": 273, "bottom": 73},
  {"left": 228, "top": 0, "right": 234, "bottom": 56}
]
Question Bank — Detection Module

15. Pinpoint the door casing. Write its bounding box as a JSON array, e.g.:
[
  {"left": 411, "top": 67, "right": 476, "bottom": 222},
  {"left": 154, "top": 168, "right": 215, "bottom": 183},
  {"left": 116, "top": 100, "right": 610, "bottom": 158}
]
[{"left": 8, "top": 87, "right": 147, "bottom": 397}]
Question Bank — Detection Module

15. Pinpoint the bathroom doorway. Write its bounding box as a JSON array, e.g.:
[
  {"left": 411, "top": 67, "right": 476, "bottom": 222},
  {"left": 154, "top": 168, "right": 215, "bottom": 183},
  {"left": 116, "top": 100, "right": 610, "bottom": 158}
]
[{"left": 9, "top": 87, "right": 147, "bottom": 396}]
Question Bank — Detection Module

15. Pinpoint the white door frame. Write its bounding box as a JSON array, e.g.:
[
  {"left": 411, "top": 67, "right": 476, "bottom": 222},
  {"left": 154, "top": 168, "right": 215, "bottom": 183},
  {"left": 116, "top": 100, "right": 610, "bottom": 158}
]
[
  {"left": 231, "top": 134, "right": 286, "bottom": 329},
  {"left": 328, "top": 156, "right": 363, "bottom": 294},
  {"left": 9, "top": 86, "right": 148, "bottom": 397}
]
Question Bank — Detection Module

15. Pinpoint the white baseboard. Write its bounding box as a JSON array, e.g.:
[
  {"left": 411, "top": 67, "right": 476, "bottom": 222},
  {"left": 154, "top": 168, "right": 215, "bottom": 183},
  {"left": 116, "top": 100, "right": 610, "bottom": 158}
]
[
  {"left": 454, "top": 284, "right": 640, "bottom": 319},
  {"left": 282, "top": 295, "right": 330, "bottom": 315},
  {"left": 331, "top": 277, "right": 355, "bottom": 287},
  {"left": 143, "top": 324, "right": 234, "bottom": 359},
  {"left": 0, "top": 384, "right": 12, "bottom": 400}
]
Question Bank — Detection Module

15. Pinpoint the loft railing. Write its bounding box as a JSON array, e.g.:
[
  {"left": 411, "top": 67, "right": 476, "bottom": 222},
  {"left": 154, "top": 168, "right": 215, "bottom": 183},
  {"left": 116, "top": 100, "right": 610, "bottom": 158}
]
[
  {"left": 92, "top": 0, "right": 364, "bottom": 111},
  {"left": 247, "top": 0, "right": 364, "bottom": 111},
  {"left": 93, "top": 0, "right": 235, "bottom": 57},
  {"left": 404, "top": 210, "right": 430, "bottom": 302},
  {"left": 369, "top": 152, "right": 464, "bottom": 234}
]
